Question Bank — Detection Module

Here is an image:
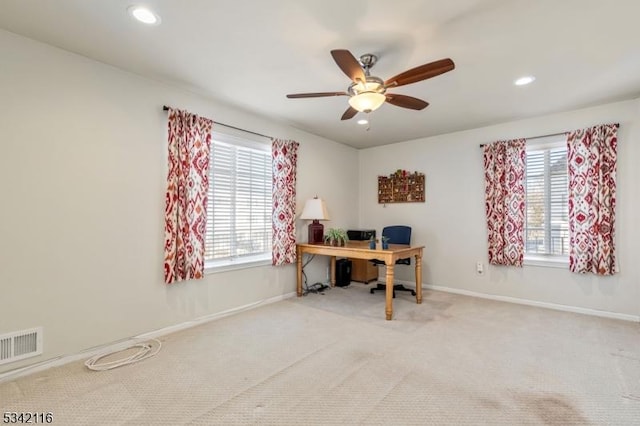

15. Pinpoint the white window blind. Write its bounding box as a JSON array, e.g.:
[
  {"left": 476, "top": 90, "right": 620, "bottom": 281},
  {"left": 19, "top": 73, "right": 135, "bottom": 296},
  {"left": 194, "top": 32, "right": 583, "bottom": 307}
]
[
  {"left": 205, "top": 132, "right": 272, "bottom": 268},
  {"left": 525, "top": 138, "right": 568, "bottom": 258}
]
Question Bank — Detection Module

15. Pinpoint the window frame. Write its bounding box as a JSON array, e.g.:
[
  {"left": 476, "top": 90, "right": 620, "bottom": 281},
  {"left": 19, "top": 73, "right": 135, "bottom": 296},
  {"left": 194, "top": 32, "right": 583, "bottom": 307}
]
[
  {"left": 204, "top": 130, "right": 272, "bottom": 273},
  {"left": 523, "top": 136, "right": 569, "bottom": 268}
]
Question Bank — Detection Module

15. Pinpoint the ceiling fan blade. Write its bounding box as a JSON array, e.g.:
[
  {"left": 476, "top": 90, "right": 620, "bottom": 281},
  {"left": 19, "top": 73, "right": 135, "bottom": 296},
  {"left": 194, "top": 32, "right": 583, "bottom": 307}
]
[
  {"left": 341, "top": 107, "right": 358, "bottom": 120},
  {"left": 385, "top": 94, "right": 429, "bottom": 110},
  {"left": 384, "top": 58, "right": 455, "bottom": 88},
  {"left": 286, "top": 92, "right": 348, "bottom": 98},
  {"left": 331, "top": 49, "right": 366, "bottom": 83}
]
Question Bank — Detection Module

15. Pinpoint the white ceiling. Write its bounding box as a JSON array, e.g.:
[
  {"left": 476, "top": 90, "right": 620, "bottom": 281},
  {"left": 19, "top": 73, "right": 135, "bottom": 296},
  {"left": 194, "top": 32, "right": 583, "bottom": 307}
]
[{"left": 1, "top": 0, "right": 640, "bottom": 149}]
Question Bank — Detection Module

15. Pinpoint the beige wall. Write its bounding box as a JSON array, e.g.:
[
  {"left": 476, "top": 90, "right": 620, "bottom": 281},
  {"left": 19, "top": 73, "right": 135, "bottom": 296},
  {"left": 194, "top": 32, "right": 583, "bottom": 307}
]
[
  {"left": 0, "top": 29, "right": 359, "bottom": 374},
  {"left": 358, "top": 98, "right": 640, "bottom": 318}
]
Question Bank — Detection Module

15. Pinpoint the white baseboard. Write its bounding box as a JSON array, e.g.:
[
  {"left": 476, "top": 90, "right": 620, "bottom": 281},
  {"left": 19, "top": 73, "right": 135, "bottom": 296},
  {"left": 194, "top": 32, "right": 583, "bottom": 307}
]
[
  {"left": 0, "top": 292, "right": 296, "bottom": 384},
  {"left": 389, "top": 278, "right": 640, "bottom": 323}
]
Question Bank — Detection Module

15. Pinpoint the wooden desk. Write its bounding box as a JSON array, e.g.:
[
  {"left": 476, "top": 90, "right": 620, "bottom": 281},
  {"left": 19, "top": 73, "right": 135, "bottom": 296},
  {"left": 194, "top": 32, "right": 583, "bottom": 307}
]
[{"left": 296, "top": 241, "right": 424, "bottom": 320}]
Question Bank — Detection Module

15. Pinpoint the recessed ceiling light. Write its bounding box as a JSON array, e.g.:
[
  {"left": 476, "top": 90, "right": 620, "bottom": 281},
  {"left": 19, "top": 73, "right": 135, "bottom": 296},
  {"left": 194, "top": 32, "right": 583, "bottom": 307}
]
[
  {"left": 357, "top": 119, "right": 368, "bottom": 125},
  {"left": 128, "top": 5, "right": 161, "bottom": 25},
  {"left": 514, "top": 75, "right": 535, "bottom": 86}
]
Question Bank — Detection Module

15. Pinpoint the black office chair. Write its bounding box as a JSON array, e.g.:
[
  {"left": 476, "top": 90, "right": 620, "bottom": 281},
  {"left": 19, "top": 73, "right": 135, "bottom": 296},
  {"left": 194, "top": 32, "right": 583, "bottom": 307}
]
[{"left": 370, "top": 225, "right": 416, "bottom": 298}]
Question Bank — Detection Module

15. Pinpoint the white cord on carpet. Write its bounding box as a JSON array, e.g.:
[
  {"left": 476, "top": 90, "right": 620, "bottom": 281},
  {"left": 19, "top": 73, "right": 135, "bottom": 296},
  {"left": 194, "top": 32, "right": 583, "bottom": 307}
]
[{"left": 84, "top": 338, "right": 162, "bottom": 371}]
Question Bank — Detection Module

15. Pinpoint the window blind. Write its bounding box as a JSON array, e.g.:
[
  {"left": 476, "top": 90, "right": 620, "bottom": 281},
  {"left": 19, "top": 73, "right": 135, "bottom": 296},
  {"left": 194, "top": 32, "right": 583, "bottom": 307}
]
[
  {"left": 525, "top": 142, "right": 568, "bottom": 256},
  {"left": 205, "top": 137, "right": 272, "bottom": 264}
]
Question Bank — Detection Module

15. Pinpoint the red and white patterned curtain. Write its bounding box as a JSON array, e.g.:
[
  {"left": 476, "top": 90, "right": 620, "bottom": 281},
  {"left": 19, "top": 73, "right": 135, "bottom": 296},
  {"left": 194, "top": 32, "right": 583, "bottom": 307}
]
[
  {"left": 483, "top": 139, "right": 526, "bottom": 266},
  {"left": 271, "top": 139, "right": 299, "bottom": 266},
  {"left": 567, "top": 123, "right": 618, "bottom": 275},
  {"left": 164, "top": 108, "right": 213, "bottom": 284}
]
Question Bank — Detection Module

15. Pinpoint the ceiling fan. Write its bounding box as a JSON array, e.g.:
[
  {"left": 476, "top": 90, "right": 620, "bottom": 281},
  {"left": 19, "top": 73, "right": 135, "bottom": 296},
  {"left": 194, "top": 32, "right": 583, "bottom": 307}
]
[{"left": 286, "top": 49, "right": 455, "bottom": 120}]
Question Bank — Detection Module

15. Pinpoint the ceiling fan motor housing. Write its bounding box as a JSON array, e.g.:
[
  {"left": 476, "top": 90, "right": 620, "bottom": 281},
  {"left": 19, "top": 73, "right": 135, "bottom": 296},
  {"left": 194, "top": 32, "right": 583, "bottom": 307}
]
[{"left": 348, "top": 76, "right": 386, "bottom": 97}]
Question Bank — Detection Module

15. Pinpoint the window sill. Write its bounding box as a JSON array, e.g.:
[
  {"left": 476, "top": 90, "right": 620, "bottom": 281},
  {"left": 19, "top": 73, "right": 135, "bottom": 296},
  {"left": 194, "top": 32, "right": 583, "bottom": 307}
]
[
  {"left": 523, "top": 254, "right": 568, "bottom": 269},
  {"left": 205, "top": 256, "right": 272, "bottom": 274}
]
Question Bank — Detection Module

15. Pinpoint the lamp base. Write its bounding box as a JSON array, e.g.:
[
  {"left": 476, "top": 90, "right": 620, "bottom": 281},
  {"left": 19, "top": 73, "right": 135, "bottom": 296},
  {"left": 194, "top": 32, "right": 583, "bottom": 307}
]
[{"left": 308, "top": 220, "right": 324, "bottom": 244}]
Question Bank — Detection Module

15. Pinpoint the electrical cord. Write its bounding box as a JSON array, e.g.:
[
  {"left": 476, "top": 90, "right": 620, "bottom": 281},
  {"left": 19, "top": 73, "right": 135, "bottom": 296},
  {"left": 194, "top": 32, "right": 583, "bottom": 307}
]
[
  {"left": 302, "top": 254, "right": 330, "bottom": 295},
  {"left": 304, "top": 282, "right": 329, "bottom": 295},
  {"left": 84, "top": 338, "right": 162, "bottom": 371},
  {"left": 83, "top": 300, "right": 274, "bottom": 372}
]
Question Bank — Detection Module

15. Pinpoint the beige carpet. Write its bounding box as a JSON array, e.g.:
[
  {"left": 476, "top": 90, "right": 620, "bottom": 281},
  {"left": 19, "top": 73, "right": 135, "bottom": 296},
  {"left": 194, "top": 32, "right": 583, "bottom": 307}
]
[{"left": 1, "top": 283, "right": 639, "bottom": 425}]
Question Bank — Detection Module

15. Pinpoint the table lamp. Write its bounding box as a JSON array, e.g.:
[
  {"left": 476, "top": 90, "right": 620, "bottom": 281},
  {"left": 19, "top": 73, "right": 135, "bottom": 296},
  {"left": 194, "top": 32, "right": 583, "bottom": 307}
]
[{"left": 299, "top": 196, "right": 330, "bottom": 244}]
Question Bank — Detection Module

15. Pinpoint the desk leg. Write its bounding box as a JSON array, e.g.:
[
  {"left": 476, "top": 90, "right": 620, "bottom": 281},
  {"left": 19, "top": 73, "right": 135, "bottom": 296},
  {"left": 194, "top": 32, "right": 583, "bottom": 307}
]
[
  {"left": 330, "top": 256, "right": 336, "bottom": 287},
  {"left": 296, "top": 247, "right": 303, "bottom": 297},
  {"left": 415, "top": 252, "right": 423, "bottom": 304},
  {"left": 385, "top": 262, "right": 395, "bottom": 320}
]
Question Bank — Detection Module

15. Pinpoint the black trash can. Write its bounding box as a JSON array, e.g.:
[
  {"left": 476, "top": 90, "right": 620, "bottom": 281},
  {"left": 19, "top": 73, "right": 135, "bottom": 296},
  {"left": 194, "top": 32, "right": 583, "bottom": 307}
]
[{"left": 335, "top": 259, "right": 352, "bottom": 287}]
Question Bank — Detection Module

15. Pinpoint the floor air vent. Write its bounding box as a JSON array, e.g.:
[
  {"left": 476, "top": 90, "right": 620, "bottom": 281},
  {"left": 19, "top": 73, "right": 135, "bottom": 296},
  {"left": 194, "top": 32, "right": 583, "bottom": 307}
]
[{"left": 0, "top": 327, "right": 43, "bottom": 366}]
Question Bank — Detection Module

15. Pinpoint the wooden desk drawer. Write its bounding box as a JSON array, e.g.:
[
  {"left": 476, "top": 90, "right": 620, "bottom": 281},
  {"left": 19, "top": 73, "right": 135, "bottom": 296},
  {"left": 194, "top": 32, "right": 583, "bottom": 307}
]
[{"left": 348, "top": 258, "right": 378, "bottom": 283}]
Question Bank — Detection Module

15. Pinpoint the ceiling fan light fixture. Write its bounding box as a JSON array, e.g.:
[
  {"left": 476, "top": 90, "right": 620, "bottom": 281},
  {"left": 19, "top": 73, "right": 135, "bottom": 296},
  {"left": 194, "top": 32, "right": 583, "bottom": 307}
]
[{"left": 348, "top": 92, "right": 386, "bottom": 112}]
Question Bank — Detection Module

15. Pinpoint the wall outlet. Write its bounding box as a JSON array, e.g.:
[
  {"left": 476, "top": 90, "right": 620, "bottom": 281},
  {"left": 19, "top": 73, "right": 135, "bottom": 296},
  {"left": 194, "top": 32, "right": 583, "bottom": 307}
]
[{"left": 476, "top": 261, "right": 484, "bottom": 274}]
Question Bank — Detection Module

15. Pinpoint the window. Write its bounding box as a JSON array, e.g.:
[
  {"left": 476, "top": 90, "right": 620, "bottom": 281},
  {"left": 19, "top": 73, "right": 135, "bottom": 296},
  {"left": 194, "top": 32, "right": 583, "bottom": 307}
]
[
  {"left": 524, "top": 137, "right": 569, "bottom": 264},
  {"left": 205, "top": 131, "right": 272, "bottom": 270}
]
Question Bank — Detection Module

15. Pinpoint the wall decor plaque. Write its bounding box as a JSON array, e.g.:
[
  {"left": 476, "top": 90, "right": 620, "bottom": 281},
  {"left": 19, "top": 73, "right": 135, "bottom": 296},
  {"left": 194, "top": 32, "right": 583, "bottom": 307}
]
[{"left": 378, "top": 170, "right": 425, "bottom": 204}]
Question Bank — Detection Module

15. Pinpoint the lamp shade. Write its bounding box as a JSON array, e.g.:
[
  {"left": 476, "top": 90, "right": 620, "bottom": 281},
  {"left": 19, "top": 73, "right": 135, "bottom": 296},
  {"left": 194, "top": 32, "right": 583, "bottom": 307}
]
[
  {"left": 300, "top": 197, "right": 330, "bottom": 221},
  {"left": 300, "top": 197, "right": 330, "bottom": 244}
]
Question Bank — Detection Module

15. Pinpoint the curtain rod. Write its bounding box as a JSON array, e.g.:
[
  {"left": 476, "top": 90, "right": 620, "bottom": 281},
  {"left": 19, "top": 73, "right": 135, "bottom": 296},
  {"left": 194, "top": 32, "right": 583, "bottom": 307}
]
[
  {"left": 478, "top": 123, "right": 619, "bottom": 148},
  {"left": 163, "top": 105, "right": 273, "bottom": 140}
]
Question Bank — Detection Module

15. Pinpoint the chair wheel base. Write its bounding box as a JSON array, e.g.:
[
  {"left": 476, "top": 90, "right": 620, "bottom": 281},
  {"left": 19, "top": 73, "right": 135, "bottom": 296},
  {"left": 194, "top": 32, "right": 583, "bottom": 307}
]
[{"left": 370, "top": 283, "right": 416, "bottom": 298}]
